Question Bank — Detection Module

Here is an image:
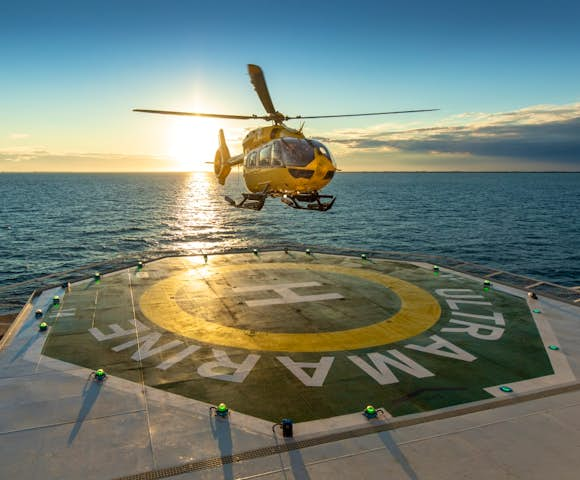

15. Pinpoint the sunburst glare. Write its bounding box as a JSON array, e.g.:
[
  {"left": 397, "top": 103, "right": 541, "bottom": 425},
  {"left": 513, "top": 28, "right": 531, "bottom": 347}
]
[{"left": 166, "top": 117, "right": 219, "bottom": 171}]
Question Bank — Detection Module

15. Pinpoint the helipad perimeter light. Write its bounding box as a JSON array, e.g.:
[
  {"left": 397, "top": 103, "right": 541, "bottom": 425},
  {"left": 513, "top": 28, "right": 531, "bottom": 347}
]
[
  {"left": 363, "top": 405, "right": 384, "bottom": 419},
  {"left": 253, "top": 248, "right": 259, "bottom": 255},
  {"left": 94, "top": 368, "right": 106, "bottom": 381},
  {"left": 361, "top": 253, "right": 368, "bottom": 260},
  {"left": 306, "top": 248, "right": 311, "bottom": 255},
  {"left": 94, "top": 272, "right": 101, "bottom": 282},
  {"left": 483, "top": 280, "right": 491, "bottom": 291},
  {"left": 35, "top": 309, "right": 43, "bottom": 318},
  {"left": 548, "top": 345, "right": 560, "bottom": 351},
  {"left": 499, "top": 386, "right": 513, "bottom": 393},
  {"left": 39, "top": 321, "right": 48, "bottom": 332},
  {"left": 433, "top": 265, "right": 439, "bottom": 272},
  {"left": 53, "top": 295, "right": 60, "bottom": 306},
  {"left": 137, "top": 261, "right": 143, "bottom": 270},
  {"left": 217, "top": 402, "right": 228, "bottom": 417},
  {"left": 210, "top": 402, "right": 229, "bottom": 418},
  {"left": 364, "top": 405, "right": 377, "bottom": 418},
  {"left": 533, "top": 308, "right": 541, "bottom": 314},
  {"left": 528, "top": 291, "right": 538, "bottom": 299}
]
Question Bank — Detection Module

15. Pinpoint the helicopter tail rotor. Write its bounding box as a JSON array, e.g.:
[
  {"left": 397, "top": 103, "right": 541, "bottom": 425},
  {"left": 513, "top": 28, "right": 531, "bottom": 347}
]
[{"left": 214, "top": 129, "right": 232, "bottom": 185}]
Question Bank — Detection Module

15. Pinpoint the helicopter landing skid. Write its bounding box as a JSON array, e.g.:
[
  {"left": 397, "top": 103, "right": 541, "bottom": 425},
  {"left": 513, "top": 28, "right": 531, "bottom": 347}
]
[
  {"left": 224, "top": 191, "right": 268, "bottom": 211},
  {"left": 280, "top": 193, "right": 336, "bottom": 211}
]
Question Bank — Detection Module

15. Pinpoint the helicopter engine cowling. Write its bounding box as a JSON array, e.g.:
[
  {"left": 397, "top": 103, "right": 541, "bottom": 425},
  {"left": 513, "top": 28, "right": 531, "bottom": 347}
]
[{"left": 214, "top": 129, "right": 232, "bottom": 185}]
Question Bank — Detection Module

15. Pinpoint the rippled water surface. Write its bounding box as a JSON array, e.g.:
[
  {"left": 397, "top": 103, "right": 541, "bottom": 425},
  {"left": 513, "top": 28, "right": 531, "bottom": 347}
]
[{"left": 1, "top": 172, "right": 578, "bottom": 311}]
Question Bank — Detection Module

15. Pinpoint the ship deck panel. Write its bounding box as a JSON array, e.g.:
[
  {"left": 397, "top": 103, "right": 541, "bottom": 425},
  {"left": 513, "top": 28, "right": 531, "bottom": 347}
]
[{"left": 1, "top": 250, "right": 579, "bottom": 479}]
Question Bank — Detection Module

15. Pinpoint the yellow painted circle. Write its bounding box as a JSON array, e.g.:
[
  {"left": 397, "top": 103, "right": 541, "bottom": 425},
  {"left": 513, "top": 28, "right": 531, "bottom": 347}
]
[{"left": 139, "top": 263, "right": 441, "bottom": 352}]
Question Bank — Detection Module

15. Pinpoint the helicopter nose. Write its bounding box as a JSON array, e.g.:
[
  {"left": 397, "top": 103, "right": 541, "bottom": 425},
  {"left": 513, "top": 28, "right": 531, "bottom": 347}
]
[{"left": 315, "top": 154, "right": 336, "bottom": 181}]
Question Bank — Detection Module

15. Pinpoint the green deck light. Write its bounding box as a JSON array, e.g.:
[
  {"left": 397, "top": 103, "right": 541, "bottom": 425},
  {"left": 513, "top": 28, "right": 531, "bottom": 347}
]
[
  {"left": 363, "top": 404, "right": 382, "bottom": 419},
  {"left": 253, "top": 248, "right": 258, "bottom": 255},
  {"left": 548, "top": 345, "right": 560, "bottom": 351},
  {"left": 95, "top": 368, "right": 106, "bottom": 381},
  {"left": 533, "top": 308, "right": 541, "bottom": 313},
  {"left": 433, "top": 265, "right": 439, "bottom": 272},
  {"left": 137, "top": 261, "right": 143, "bottom": 270},
  {"left": 39, "top": 322, "right": 48, "bottom": 331},
  {"left": 499, "top": 386, "right": 513, "bottom": 393},
  {"left": 35, "top": 309, "right": 43, "bottom": 318},
  {"left": 53, "top": 296, "right": 60, "bottom": 306},
  {"left": 94, "top": 272, "right": 101, "bottom": 282},
  {"left": 306, "top": 249, "right": 311, "bottom": 255},
  {"left": 361, "top": 253, "right": 367, "bottom": 260},
  {"left": 210, "top": 402, "right": 229, "bottom": 418}
]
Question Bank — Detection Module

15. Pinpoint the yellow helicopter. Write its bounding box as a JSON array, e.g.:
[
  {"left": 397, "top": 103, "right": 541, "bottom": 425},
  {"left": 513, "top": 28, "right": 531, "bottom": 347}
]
[{"left": 134, "top": 64, "right": 437, "bottom": 211}]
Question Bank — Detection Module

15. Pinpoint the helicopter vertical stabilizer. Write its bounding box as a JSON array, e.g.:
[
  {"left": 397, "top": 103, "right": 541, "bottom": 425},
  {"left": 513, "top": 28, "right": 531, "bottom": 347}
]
[{"left": 214, "top": 129, "right": 232, "bottom": 185}]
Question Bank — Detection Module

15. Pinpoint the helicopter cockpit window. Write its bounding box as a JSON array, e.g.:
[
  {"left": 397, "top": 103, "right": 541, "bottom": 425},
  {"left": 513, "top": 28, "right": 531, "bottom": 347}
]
[
  {"left": 271, "top": 141, "right": 283, "bottom": 167},
  {"left": 259, "top": 144, "right": 272, "bottom": 167},
  {"left": 309, "top": 139, "right": 336, "bottom": 166},
  {"left": 280, "top": 137, "right": 315, "bottom": 167}
]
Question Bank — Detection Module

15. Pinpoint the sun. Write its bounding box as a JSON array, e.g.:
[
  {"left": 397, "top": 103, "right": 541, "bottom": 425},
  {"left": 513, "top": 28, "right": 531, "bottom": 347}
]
[{"left": 166, "top": 117, "right": 219, "bottom": 171}]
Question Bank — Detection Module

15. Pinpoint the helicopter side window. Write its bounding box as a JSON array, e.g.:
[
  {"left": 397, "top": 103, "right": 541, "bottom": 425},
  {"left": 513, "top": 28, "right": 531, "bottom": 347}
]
[
  {"left": 271, "top": 141, "right": 283, "bottom": 167},
  {"left": 246, "top": 151, "right": 258, "bottom": 169},
  {"left": 259, "top": 144, "right": 272, "bottom": 167}
]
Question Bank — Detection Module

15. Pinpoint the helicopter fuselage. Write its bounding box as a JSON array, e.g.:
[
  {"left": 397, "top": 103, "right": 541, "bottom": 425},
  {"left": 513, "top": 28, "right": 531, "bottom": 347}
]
[
  {"left": 240, "top": 125, "right": 336, "bottom": 195},
  {"left": 134, "top": 63, "right": 436, "bottom": 211}
]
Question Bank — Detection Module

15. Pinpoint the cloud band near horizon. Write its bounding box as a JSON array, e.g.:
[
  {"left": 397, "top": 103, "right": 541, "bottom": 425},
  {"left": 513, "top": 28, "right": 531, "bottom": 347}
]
[
  {"left": 319, "top": 103, "right": 580, "bottom": 169},
  {"left": 2, "top": 103, "right": 580, "bottom": 172}
]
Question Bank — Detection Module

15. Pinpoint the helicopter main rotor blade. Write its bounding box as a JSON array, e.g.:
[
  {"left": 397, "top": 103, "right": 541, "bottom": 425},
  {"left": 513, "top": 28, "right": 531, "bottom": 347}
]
[
  {"left": 247, "top": 64, "right": 277, "bottom": 115},
  {"left": 133, "top": 109, "right": 268, "bottom": 120},
  {"left": 285, "top": 109, "right": 439, "bottom": 120}
]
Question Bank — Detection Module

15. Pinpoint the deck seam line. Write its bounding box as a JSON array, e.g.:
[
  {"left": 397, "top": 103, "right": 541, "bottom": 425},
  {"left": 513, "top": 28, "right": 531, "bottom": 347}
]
[
  {"left": 128, "top": 270, "right": 158, "bottom": 470},
  {"left": 0, "top": 408, "right": 147, "bottom": 436}
]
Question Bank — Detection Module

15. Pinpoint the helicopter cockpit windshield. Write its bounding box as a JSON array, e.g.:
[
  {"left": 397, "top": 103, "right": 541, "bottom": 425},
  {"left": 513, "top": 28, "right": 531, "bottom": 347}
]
[{"left": 279, "top": 137, "right": 315, "bottom": 167}]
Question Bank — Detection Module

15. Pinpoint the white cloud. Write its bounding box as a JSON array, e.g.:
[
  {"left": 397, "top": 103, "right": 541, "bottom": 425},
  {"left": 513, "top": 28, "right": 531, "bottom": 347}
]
[{"left": 317, "top": 102, "right": 580, "bottom": 168}]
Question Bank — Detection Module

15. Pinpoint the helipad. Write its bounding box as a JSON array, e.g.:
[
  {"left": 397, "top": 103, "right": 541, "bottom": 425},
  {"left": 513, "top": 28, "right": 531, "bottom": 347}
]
[{"left": 2, "top": 250, "right": 580, "bottom": 479}]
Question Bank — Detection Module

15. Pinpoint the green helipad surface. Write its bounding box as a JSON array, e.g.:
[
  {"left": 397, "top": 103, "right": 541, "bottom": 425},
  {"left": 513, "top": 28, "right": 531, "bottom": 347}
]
[{"left": 40, "top": 251, "right": 553, "bottom": 422}]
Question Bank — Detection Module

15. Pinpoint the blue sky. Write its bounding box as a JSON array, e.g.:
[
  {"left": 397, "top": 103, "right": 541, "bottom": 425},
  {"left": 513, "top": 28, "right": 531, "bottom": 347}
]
[{"left": 1, "top": 0, "right": 579, "bottom": 171}]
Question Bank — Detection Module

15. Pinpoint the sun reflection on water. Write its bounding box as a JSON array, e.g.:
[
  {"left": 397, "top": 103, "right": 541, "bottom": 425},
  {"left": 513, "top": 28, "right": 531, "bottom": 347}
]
[{"left": 171, "top": 172, "right": 228, "bottom": 252}]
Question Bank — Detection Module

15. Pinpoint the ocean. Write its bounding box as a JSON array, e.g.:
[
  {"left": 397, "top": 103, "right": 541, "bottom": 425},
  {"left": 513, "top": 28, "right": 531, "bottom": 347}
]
[{"left": 0, "top": 172, "right": 578, "bottom": 313}]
